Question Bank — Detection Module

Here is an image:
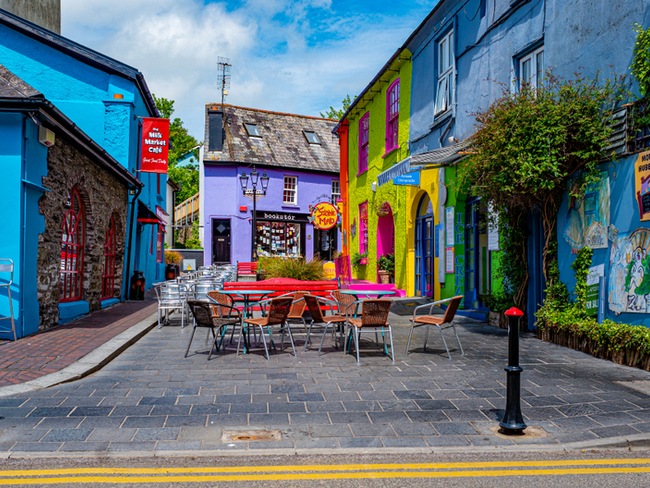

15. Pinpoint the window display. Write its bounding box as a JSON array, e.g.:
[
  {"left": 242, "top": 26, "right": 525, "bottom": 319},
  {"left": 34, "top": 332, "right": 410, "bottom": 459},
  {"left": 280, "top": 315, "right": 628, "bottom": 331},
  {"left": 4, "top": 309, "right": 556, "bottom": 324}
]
[{"left": 256, "top": 221, "right": 301, "bottom": 257}]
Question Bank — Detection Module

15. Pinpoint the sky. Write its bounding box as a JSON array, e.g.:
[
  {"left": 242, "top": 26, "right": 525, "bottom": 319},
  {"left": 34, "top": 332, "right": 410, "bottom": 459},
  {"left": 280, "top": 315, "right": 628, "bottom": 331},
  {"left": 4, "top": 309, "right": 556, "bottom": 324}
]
[
  {"left": 61, "top": 0, "right": 436, "bottom": 141},
  {"left": 61, "top": 0, "right": 437, "bottom": 141}
]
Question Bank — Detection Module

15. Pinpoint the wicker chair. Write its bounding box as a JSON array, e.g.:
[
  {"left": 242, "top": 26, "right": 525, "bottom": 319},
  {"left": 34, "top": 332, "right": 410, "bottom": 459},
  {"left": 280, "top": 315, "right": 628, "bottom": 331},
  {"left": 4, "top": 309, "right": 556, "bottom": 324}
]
[
  {"left": 406, "top": 296, "right": 464, "bottom": 359},
  {"left": 331, "top": 289, "right": 357, "bottom": 315},
  {"left": 207, "top": 291, "right": 242, "bottom": 353},
  {"left": 303, "top": 295, "right": 348, "bottom": 355},
  {"left": 241, "top": 296, "right": 295, "bottom": 359},
  {"left": 346, "top": 299, "right": 394, "bottom": 362},
  {"left": 185, "top": 300, "right": 239, "bottom": 359}
]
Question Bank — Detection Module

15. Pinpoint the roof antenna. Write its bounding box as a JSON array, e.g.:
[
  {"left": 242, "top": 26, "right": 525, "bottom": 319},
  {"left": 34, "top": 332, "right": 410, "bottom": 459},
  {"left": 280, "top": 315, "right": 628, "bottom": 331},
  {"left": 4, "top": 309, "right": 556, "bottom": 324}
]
[{"left": 217, "top": 57, "right": 231, "bottom": 107}]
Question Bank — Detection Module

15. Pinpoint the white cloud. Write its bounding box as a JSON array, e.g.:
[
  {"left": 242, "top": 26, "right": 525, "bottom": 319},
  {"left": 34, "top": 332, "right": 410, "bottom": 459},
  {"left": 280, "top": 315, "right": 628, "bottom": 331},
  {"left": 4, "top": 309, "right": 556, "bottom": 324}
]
[{"left": 61, "top": 0, "right": 428, "bottom": 139}]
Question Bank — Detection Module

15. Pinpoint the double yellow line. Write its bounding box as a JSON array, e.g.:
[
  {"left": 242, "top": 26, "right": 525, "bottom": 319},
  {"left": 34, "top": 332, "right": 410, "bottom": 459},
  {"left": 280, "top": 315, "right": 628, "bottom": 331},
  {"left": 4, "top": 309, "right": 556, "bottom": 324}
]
[{"left": 1, "top": 459, "right": 649, "bottom": 484}]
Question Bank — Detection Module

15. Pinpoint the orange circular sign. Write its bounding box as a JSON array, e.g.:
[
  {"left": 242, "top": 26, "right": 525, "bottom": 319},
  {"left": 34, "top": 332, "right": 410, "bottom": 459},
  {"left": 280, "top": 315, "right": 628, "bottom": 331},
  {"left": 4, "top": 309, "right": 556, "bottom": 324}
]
[{"left": 311, "top": 202, "right": 339, "bottom": 230}]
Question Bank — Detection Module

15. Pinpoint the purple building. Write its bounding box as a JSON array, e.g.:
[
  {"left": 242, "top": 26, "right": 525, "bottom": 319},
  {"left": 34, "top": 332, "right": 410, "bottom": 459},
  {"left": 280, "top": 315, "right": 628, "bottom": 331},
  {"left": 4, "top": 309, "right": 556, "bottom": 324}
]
[{"left": 200, "top": 105, "right": 340, "bottom": 265}]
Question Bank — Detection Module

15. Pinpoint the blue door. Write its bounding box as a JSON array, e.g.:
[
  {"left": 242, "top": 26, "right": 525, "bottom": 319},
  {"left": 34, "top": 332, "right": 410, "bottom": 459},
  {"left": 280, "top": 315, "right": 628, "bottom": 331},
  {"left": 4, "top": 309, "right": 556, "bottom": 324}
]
[{"left": 415, "top": 195, "right": 434, "bottom": 297}]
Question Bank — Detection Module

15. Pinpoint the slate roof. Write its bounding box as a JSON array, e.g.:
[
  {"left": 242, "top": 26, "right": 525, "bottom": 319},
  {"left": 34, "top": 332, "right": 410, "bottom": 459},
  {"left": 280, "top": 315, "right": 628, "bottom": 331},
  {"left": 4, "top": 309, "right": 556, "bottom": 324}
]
[
  {"left": 204, "top": 104, "right": 339, "bottom": 174},
  {"left": 0, "top": 63, "right": 41, "bottom": 98}
]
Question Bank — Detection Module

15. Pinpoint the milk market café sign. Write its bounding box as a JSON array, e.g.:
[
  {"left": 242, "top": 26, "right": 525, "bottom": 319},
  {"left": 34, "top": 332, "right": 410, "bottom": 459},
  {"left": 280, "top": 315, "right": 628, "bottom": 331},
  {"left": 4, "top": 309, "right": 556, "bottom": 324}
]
[
  {"left": 140, "top": 117, "right": 170, "bottom": 174},
  {"left": 310, "top": 202, "right": 340, "bottom": 230}
]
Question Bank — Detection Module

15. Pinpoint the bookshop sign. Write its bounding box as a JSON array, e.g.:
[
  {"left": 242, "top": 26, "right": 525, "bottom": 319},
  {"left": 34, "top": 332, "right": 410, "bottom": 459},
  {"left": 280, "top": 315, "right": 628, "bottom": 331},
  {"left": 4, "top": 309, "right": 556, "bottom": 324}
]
[{"left": 255, "top": 211, "right": 310, "bottom": 223}]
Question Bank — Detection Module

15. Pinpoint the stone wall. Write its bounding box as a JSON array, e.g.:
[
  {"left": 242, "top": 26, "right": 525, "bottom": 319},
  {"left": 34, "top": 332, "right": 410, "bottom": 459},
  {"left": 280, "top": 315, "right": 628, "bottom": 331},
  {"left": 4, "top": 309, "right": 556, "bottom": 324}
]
[
  {"left": 0, "top": 0, "right": 61, "bottom": 34},
  {"left": 37, "top": 136, "right": 128, "bottom": 329}
]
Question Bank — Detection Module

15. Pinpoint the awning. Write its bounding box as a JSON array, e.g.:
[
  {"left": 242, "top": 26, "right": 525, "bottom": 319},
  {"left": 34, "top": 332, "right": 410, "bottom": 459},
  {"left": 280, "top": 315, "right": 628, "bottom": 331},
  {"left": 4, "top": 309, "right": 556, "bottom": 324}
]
[
  {"left": 410, "top": 140, "right": 471, "bottom": 167},
  {"left": 376, "top": 141, "right": 471, "bottom": 188},
  {"left": 377, "top": 157, "right": 411, "bottom": 187},
  {"left": 137, "top": 201, "right": 162, "bottom": 225}
]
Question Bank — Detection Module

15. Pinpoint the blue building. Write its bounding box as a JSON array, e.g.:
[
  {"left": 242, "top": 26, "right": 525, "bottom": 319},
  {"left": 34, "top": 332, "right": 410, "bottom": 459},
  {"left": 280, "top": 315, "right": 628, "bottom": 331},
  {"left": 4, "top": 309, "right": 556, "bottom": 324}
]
[
  {"left": 355, "top": 0, "right": 648, "bottom": 327},
  {"left": 0, "top": 8, "right": 165, "bottom": 336}
]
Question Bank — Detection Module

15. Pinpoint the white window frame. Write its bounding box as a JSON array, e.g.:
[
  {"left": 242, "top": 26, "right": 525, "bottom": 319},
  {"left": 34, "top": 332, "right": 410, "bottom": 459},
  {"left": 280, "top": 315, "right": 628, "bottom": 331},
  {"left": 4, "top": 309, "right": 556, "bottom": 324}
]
[
  {"left": 283, "top": 175, "right": 298, "bottom": 205},
  {"left": 331, "top": 180, "right": 341, "bottom": 201},
  {"left": 518, "top": 46, "right": 544, "bottom": 91},
  {"left": 435, "top": 30, "right": 454, "bottom": 116}
]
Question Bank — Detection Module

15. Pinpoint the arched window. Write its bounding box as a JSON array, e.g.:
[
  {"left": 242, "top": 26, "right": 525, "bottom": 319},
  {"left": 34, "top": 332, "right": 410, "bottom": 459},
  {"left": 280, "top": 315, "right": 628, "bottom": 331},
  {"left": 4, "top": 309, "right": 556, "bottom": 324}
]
[
  {"left": 102, "top": 215, "right": 116, "bottom": 300},
  {"left": 60, "top": 187, "right": 85, "bottom": 302}
]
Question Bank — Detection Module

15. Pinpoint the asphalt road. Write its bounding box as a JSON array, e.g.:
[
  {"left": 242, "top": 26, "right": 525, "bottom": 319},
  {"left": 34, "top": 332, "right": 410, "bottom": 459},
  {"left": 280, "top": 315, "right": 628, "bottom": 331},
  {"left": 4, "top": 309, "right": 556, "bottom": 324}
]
[{"left": 1, "top": 450, "right": 649, "bottom": 487}]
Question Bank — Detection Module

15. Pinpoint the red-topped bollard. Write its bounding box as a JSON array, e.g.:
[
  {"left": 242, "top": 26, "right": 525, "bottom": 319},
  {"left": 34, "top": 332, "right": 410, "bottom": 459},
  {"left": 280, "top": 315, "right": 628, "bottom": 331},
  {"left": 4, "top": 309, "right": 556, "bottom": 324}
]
[{"left": 500, "top": 307, "right": 527, "bottom": 435}]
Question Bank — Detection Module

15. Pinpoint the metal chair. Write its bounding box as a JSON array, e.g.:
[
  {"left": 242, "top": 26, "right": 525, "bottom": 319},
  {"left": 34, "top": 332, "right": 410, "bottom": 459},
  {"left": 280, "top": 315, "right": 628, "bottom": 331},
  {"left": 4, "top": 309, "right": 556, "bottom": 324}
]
[
  {"left": 330, "top": 289, "right": 357, "bottom": 315},
  {"left": 241, "top": 296, "right": 294, "bottom": 359},
  {"left": 406, "top": 296, "right": 464, "bottom": 359},
  {"left": 185, "top": 300, "right": 239, "bottom": 359},
  {"left": 303, "top": 295, "right": 347, "bottom": 355},
  {"left": 154, "top": 283, "right": 185, "bottom": 328},
  {"left": 0, "top": 259, "right": 16, "bottom": 341},
  {"left": 207, "top": 291, "right": 242, "bottom": 352},
  {"left": 346, "top": 299, "right": 394, "bottom": 362}
]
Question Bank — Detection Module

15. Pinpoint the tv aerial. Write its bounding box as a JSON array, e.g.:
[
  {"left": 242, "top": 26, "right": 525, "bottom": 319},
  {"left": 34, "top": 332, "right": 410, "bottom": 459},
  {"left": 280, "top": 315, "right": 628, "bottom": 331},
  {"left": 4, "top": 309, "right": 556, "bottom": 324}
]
[{"left": 217, "top": 57, "right": 232, "bottom": 106}]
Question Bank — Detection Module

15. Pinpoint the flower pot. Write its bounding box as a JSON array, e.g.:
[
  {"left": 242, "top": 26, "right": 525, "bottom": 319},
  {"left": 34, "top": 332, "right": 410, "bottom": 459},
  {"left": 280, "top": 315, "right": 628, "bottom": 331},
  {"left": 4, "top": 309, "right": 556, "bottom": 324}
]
[{"left": 378, "top": 270, "right": 390, "bottom": 284}]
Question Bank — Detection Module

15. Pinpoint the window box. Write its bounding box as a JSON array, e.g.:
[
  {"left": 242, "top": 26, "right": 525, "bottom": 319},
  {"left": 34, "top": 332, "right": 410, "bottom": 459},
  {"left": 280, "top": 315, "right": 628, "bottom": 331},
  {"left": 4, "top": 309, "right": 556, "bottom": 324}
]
[{"left": 359, "top": 257, "right": 368, "bottom": 265}]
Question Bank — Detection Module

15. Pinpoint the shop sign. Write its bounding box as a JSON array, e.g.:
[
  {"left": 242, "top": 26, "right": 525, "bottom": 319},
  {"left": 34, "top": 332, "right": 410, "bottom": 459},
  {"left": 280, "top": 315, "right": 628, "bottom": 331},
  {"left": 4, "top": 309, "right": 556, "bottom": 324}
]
[
  {"left": 586, "top": 264, "right": 605, "bottom": 316},
  {"left": 393, "top": 170, "right": 420, "bottom": 186},
  {"left": 140, "top": 117, "right": 170, "bottom": 174},
  {"left": 155, "top": 205, "right": 169, "bottom": 226},
  {"left": 311, "top": 202, "right": 339, "bottom": 230},
  {"left": 256, "top": 211, "right": 310, "bottom": 223},
  {"left": 636, "top": 150, "right": 650, "bottom": 221}
]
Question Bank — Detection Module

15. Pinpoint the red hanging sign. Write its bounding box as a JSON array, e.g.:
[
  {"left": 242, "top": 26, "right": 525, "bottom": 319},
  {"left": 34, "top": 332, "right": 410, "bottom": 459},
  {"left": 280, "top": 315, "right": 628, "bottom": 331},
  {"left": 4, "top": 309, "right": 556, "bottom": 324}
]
[{"left": 140, "top": 117, "right": 170, "bottom": 174}]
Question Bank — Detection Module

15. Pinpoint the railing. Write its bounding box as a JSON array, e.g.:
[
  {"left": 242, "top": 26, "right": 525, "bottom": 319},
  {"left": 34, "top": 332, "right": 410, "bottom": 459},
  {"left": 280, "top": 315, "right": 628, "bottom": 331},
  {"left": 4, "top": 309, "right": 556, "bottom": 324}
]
[{"left": 175, "top": 192, "right": 200, "bottom": 225}]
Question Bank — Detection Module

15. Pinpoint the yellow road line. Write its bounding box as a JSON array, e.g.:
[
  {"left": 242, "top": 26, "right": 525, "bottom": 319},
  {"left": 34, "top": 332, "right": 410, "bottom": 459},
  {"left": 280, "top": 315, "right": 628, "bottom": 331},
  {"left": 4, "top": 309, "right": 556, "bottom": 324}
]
[
  {"left": 1, "top": 467, "right": 650, "bottom": 485},
  {"left": 2, "top": 458, "right": 650, "bottom": 477}
]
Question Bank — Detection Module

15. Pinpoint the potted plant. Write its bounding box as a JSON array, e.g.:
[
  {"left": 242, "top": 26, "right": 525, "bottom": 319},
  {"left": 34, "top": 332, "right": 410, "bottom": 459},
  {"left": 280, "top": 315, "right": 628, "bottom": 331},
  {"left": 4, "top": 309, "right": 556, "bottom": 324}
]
[
  {"left": 375, "top": 201, "right": 391, "bottom": 217},
  {"left": 351, "top": 252, "right": 368, "bottom": 267},
  {"left": 378, "top": 253, "right": 394, "bottom": 284}
]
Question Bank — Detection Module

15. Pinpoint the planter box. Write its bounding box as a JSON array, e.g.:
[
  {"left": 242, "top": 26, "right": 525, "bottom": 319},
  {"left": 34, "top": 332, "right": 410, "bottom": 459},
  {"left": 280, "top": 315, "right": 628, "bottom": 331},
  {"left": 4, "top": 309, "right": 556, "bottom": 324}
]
[
  {"left": 378, "top": 270, "right": 391, "bottom": 284},
  {"left": 359, "top": 258, "right": 367, "bottom": 265}
]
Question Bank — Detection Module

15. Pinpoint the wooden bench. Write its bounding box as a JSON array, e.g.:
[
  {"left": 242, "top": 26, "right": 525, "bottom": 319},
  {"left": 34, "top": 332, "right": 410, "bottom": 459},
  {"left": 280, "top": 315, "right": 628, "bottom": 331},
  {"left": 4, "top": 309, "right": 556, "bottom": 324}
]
[
  {"left": 222, "top": 278, "right": 339, "bottom": 311},
  {"left": 237, "top": 261, "right": 258, "bottom": 282}
]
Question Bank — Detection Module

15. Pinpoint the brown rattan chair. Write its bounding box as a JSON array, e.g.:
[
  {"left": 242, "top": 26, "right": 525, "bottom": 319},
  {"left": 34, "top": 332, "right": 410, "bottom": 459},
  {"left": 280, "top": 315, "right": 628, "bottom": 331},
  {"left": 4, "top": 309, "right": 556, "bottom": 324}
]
[
  {"left": 207, "top": 291, "right": 242, "bottom": 353},
  {"left": 185, "top": 300, "right": 239, "bottom": 359},
  {"left": 331, "top": 289, "right": 357, "bottom": 315},
  {"left": 241, "top": 296, "right": 295, "bottom": 359},
  {"left": 346, "top": 299, "right": 394, "bottom": 362},
  {"left": 406, "top": 295, "right": 464, "bottom": 359},
  {"left": 303, "top": 295, "right": 348, "bottom": 355}
]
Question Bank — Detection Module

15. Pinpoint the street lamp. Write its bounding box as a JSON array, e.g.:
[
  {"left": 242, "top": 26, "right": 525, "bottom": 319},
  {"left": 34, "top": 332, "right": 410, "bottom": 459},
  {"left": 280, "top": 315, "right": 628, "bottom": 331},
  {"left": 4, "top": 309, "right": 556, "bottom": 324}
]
[{"left": 239, "top": 166, "right": 269, "bottom": 260}]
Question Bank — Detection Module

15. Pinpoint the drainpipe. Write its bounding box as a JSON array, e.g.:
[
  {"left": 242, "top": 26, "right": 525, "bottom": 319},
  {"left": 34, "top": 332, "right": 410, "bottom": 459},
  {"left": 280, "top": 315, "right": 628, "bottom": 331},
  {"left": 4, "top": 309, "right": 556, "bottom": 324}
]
[
  {"left": 124, "top": 186, "right": 142, "bottom": 300},
  {"left": 439, "top": 117, "right": 455, "bottom": 147}
]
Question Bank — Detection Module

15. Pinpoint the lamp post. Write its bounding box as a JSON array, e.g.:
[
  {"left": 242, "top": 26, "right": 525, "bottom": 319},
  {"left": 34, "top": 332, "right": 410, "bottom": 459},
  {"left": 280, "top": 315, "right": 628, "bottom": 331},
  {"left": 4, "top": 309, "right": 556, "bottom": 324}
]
[{"left": 239, "top": 166, "right": 269, "bottom": 261}]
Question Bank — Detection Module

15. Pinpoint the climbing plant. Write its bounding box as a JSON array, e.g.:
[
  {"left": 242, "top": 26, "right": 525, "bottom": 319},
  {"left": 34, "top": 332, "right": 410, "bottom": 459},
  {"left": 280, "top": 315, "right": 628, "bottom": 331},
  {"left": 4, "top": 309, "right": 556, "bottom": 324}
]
[
  {"left": 459, "top": 72, "right": 624, "bottom": 308},
  {"left": 631, "top": 23, "right": 650, "bottom": 98}
]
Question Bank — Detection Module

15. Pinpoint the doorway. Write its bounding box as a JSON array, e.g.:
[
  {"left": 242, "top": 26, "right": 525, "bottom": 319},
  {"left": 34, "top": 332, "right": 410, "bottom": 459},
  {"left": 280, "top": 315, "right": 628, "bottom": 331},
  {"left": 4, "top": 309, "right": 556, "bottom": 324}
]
[
  {"left": 415, "top": 194, "right": 434, "bottom": 297},
  {"left": 212, "top": 219, "right": 231, "bottom": 264},
  {"left": 465, "top": 198, "right": 488, "bottom": 309}
]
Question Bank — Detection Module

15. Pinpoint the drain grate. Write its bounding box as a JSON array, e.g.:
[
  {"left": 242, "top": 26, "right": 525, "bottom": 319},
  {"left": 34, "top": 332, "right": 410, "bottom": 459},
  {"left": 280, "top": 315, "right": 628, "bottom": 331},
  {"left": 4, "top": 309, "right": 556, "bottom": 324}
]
[{"left": 222, "top": 430, "right": 282, "bottom": 442}]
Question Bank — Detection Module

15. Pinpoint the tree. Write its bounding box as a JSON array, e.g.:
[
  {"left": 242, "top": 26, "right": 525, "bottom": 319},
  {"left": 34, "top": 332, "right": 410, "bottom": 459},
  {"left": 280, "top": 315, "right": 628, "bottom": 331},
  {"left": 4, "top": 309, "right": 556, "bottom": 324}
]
[
  {"left": 153, "top": 95, "right": 201, "bottom": 205},
  {"left": 320, "top": 94, "right": 355, "bottom": 119},
  {"left": 460, "top": 73, "right": 624, "bottom": 309}
]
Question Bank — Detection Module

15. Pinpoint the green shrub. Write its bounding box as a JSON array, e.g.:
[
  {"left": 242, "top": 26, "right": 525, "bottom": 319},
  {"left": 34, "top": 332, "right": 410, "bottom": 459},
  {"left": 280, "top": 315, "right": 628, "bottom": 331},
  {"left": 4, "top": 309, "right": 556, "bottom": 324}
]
[
  {"left": 258, "top": 257, "right": 325, "bottom": 281},
  {"left": 164, "top": 250, "right": 182, "bottom": 265}
]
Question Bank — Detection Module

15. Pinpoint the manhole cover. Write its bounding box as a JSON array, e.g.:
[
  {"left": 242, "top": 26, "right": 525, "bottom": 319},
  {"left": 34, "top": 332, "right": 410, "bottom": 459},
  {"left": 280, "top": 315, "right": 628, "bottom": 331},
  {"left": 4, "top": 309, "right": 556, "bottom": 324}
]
[{"left": 222, "top": 430, "right": 282, "bottom": 442}]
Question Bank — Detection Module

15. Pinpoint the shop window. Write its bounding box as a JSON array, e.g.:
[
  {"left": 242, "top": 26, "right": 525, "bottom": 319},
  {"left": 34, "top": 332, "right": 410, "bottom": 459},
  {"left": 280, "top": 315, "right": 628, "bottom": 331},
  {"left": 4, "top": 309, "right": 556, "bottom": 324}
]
[
  {"left": 386, "top": 79, "right": 400, "bottom": 152},
  {"left": 359, "top": 202, "right": 369, "bottom": 254},
  {"left": 157, "top": 225, "right": 164, "bottom": 263},
  {"left": 60, "top": 187, "right": 85, "bottom": 302},
  {"left": 283, "top": 176, "right": 297, "bottom": 205},
  {"left": 256, "top": 221, "right": 301, "bottom": 257},
  {"left": 331, "top": 180, "right": 341, "bottom": 201},
  {"left": 359, "top": 112, "right": 369, "bottom": 173},
  {"left": 101, "top": 215, "right": 116, "bottom": 300}
]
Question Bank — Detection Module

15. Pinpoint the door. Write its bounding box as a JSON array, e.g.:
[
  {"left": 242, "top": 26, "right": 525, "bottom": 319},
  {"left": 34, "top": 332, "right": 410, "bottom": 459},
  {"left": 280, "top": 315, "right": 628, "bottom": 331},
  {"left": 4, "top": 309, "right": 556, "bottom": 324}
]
[
  {"left": 465, "top": 200, "right": 478, "bottom": 308},
  {"left": 212, "top": 219, "right": 231, "bottom": 264},
  {"left": 415, "top": 195, "right": 434, "bottom": 297}
]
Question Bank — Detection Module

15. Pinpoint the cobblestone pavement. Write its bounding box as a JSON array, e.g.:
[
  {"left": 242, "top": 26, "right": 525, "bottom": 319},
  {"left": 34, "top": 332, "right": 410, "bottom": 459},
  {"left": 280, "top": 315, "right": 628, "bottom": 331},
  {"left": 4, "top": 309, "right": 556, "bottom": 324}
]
[
  {"left": 1, "top": 311, "right": 650, "bottom": 454},
  {"left": 0, "top": 298, "right": 157, "bottom": 387}
]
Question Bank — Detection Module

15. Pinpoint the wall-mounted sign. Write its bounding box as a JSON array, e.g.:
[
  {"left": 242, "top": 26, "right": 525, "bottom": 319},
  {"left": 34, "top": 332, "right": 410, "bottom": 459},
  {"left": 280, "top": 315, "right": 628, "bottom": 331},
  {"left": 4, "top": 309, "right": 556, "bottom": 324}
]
[
  {"left": 445, "top": 246, "right": 455, "bottom": 273},
  {"left": 445, "top": 207, "right": 455, "bottom": 246},
  {"left": 140, "top": 117, "right": 170, "bottom": 174},
  {"left": 636, "top": 150, "right": 650, "bottom": 221},
  {"left": 155, "top": 205, "right": 169, "bottom": 226},
  {"left": 393, "top": 170, "right": 420, "bottom": 186},
  {"left": 586, "top": 264, "right": 605, "bottom": 316},
  {"left": 256, "top": 211, "right": 310, "bottom": 223},
  {"left": 311, "top": 202, "right": 339, "bottom": 230}
]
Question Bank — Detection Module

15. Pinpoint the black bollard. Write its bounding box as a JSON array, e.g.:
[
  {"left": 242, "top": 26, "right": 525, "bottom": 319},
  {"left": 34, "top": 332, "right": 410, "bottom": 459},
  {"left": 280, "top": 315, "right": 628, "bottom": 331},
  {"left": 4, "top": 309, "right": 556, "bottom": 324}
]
[{"left": 499, "top": 307, "right": 527, "bottom": 435}]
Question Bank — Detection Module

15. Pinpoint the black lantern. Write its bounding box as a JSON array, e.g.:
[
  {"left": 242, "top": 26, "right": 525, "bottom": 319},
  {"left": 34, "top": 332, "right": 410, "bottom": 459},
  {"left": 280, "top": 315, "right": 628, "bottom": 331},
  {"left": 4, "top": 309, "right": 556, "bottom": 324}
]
[
  {"left": 250, "top": 167, "right": 259, "bottom": 186},
  {"left": 239, "top": 170, "right": 249, "bottom": 191},
  {"left": 260, "top": 170, "right": 269, "bottom": 194}
]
